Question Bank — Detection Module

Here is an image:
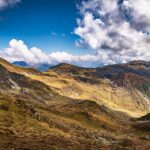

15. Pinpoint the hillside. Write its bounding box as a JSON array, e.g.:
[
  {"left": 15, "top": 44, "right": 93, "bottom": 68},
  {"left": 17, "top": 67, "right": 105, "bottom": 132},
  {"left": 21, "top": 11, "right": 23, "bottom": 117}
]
[
  {"left": 1, "top": 94, "right": 150, "bottom": 149},
  {"left": 36, "top": 62, "right": 149, "bottom": 117},
  {"left": 0, "top": 58, "right": 149, "bottom": 149}
]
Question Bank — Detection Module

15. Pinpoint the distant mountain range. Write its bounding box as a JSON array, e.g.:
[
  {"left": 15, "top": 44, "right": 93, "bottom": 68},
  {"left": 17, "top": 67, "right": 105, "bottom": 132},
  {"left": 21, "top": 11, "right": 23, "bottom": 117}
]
[{"left": 12, "top": 61, "right": 53, "bottom": 71}]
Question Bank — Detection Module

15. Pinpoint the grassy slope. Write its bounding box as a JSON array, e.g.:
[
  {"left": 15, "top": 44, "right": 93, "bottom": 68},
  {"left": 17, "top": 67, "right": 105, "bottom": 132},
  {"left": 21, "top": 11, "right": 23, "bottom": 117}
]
[
  {"left": 0, "top": 93, "right": 150, "bottom": 150},
  {"left": 29, "top": 69, "right": 149, "bottom": 117},
  {"left": 0, "top": 60, "right": 149, "bottom": 149}
]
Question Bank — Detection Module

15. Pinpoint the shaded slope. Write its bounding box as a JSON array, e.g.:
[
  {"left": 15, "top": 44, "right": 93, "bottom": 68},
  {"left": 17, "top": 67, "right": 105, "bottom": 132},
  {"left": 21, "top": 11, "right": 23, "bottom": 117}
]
[
  {"left": 94, "top": 60, "right": 150, "bottom": 79},
  {"left": 0, "top": 63, "right": 72, "bottom": 104},
  {"left": 0, "top": 64, "right": 52, "bottom": 100},
  {"left": 138, "top": 113, "right": 150, "bottom": 121}
]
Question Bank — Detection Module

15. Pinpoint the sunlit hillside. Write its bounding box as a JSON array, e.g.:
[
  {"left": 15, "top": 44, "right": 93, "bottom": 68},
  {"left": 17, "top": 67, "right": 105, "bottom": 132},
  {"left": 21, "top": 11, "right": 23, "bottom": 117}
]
[{"left": 27, "top": 63, "right": 150, "bottom": 117}]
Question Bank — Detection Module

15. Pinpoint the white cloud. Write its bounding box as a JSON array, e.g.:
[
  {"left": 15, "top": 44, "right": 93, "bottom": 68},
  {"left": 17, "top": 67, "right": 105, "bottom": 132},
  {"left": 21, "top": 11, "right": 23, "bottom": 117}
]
[
  {"left": 0, "top": 0, "right": 20, "bottom": 9},
  {"left": 74, "top": 0, "right": 150, "bottom": 64},
  {"left": 0, "top": 39, "right": 101, "bottom": 67},
  {"left": 1, "top": 0, "right": 150, "bottom": 67}
]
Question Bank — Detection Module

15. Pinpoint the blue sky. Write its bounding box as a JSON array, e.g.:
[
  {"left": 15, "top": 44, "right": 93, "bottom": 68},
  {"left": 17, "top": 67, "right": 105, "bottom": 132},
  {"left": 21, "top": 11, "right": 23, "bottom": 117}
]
[
  {"left": 0, "top": 0, "right": 89, "bottom": 54},
  {"left": 0, "top": 0, "right": 150, "bottom": 66}
]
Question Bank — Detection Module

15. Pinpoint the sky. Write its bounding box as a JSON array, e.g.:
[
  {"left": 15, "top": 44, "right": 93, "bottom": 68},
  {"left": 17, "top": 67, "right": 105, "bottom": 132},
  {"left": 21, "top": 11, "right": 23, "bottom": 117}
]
[
  {"left": 0, "top": 0, "right": 150, "bottom": 67},
  {"left": 0, "top": 0, "right": 83, "bottom": 53}
]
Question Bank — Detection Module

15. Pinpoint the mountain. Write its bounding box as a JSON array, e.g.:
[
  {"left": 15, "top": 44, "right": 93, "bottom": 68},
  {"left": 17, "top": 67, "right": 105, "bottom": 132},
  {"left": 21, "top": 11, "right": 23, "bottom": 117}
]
[
  {"left": 34, "top": 63, "right": 54, "bottom": 72},
  {"left": 94, "top": 60, "right": 150, "bottom": 79},
  {"left": 12, "top": 61, "right": 53, "bottom": 71},
  {"left": 0, "top": 58, "right": 150, "bottom": 149},
  {"left": 49, "top": 63, "right": 96, "bottom": 75},
  {"left": 13, "top": 61, "right": 29, "bottom": 68},
  {"left": 43, "top": 61, "right": 150, "bottom": 117}
]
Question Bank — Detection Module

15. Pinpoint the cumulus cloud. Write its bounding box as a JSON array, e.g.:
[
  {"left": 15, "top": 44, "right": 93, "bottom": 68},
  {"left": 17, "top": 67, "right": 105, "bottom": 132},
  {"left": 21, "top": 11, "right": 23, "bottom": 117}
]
[
  {"left": 74, "top": 0, "right": 150, "bottom": 64},
  {"left": 0, "top": 39, "right": 102, "bottom": 67},
  {"left": 0, "top": 0, "right": 20, "bottom": 9}
]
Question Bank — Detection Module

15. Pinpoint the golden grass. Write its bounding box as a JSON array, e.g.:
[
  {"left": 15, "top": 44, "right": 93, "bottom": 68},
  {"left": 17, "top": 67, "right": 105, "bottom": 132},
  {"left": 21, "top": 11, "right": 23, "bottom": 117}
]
[{"left": 28, "top": 72, "right": 149, "bottom": 117}]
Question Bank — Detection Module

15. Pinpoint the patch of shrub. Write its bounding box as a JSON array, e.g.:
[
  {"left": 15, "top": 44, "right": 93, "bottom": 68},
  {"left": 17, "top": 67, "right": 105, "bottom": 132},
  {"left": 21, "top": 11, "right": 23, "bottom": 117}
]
[
  {"left": 0, "top": 103, "right": 10, "bottom": 111},
  {"left": 143, "top": 83, "right": 149, "bottom": 92}
]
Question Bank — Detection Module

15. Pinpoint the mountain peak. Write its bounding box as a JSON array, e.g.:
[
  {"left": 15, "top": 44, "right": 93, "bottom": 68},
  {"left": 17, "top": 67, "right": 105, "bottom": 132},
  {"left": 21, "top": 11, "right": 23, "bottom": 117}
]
[
  {"left": 50, "top": 63, "right": 78, "bottom": 69},
  {"left": 129, "top": 60, "right": 149, "bottom": 65}
]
